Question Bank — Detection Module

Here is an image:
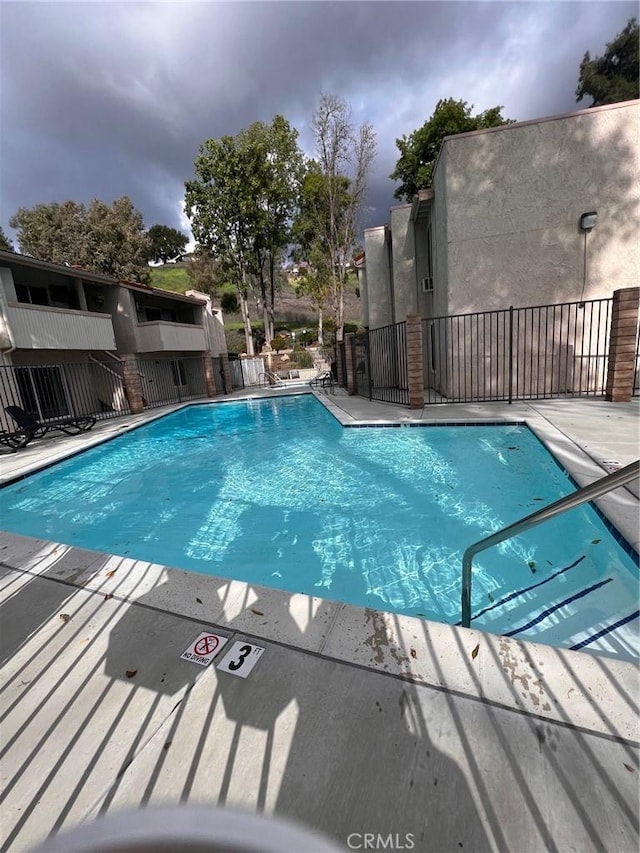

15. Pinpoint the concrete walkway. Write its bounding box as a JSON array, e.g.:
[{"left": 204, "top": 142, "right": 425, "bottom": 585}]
[{"left": 1, "top": 391, "right": 638, "bottom": 852}]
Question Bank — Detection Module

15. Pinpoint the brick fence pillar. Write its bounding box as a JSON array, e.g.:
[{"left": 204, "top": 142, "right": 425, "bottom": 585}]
[
  {"left": 122, "top": 354, "right": 144, "bottom": 414},
  {"left": 220, "top": 353, "right": 233, "bottom": 395},
  {"left": 406, "top": 314, "right": 424, "bottom": 409},
  {"left": 344, "top": 334, "right": 356, "bottom": 395},
  {"left": 202, "top": 352, "right": 218, "bottom": 398},
  {"left": 605, "top": 287, "right": 639, "bottom": 402}
]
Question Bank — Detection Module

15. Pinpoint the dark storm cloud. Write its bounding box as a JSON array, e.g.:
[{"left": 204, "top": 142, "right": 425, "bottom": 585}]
[{"left": 1, "top": 1, "right": 637, "bottom": 243}]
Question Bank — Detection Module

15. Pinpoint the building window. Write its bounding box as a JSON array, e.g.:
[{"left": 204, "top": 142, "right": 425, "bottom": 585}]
[{"left": 15, "top": 284, "right": 49, "bottom": 306}]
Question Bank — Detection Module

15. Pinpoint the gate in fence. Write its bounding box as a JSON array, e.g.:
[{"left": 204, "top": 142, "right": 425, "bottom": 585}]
[{"left": 350, "top": 334, "right": 369, "bottom": 398}]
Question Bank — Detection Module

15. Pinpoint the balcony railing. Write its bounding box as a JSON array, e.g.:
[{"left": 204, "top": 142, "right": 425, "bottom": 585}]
[
  {"left": 6, "top": 303, "right": 116, "bottom": 351},
  {"left": 135, "top": 321, "right": 207, "bottom": 353}
]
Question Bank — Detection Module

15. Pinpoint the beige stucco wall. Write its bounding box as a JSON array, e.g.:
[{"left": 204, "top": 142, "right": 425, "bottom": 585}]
[
  {"left": 389, "top": 205, "right": 417, "bottom": 323},
  {"left": 362, "top": 226, "right": 394, "bottom": 328},
  {"left": 431, "top": 148, "right": 450, "bottom": 319},
  {"left": 440, "top": 100, "right": 640, "bottom": 314}
]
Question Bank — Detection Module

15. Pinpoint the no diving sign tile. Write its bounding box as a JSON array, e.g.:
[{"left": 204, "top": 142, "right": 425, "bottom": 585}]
[
  {"left": 216, "top": 641, "right": 265, "bottom": 678},
  {"left": 181, "top": 632, "right": 228, "bottom": 666}
]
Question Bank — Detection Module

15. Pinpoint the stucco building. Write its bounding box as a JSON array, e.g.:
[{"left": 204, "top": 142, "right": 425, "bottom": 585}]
[
  {"left": 0, "top": 251, "right": 228, "bottom": 430},
  {"left": 362, "top": 99, "right": 639, "bottom": 329}
]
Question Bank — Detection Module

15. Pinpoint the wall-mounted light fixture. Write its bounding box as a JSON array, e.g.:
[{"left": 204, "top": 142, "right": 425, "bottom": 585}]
[
  {"left": 578, "top": 211, "right": 597, "bottom": 306},
  {"left": 580, "top": 211, "right": 597, "bottom": 231}
]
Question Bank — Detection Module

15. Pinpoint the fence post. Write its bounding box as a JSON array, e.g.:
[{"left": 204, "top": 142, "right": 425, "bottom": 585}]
[
  {"left": 220, "top": 353, "right": 233, "bottom": 395},
  {"left": 122, "top": 355, "right": 145, "bottom": 414},
  {"left": 365, "top": 334, "right": 373, "bottom": 401},
  {"left": 344, "top": 334, "right": 356, "bottom": 395},
  {"left": 406, "top": 314, "right": 424, "bottom": 409},
  {"left": 508, "top": 306, "right": 514, "bottom": 404},
  {"left": 335, "top": 344, "right": 345, "bottom": 387},
  {"left": 605, "top": 286, "right": 640, "bottom": 402},
  {"left": 202, "top": 352, "right": 218, "bottom": 398}
]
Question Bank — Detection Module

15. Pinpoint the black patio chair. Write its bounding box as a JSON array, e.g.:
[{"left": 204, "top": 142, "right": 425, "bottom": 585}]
[
  {"left": 0, "top": 429, "right": 33, "bottom": 451},
  {"left": 5, "top": 406, "right": 97, "bottom": 438},
  {"left": 309, "top": 370, "right": 333, "bottom": 388}
]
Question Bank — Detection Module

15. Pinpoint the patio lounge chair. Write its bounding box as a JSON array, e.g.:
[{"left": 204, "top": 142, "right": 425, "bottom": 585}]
[
  {"left": 5, "top": 406, "right": 97, "bottom": 438},
  {"left": 309, "top": 370, "right": 333, "bottom": 388},
  {"left": 0, "top": 429, "right": 33, "bottom": 451}
]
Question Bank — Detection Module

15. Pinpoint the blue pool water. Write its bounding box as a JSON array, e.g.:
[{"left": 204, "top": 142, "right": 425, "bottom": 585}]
[{"left": 0, "top": 395, "right": 637, "bottom": 659}]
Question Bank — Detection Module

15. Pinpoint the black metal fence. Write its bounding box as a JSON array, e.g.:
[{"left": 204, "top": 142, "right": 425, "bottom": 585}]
[
  {"left": 422, "top": 298, "right": 613, "bottom": 403},
  {"left": 0, "top": 356, "right": 213, "bottom": 434},
  {"left": 0, "top": 358, "right": 130, "bottom": 434},
  {"left": 352, "top": 297, "right": 626, "bottom": 407},
  {"left": 351, "top": 322, "right": 409, "bottom": 405}
]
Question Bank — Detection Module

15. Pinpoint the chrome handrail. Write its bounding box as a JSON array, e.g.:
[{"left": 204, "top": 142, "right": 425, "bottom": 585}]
[{"left": 460, "top": 460, "right": 639, "bottom": 628}]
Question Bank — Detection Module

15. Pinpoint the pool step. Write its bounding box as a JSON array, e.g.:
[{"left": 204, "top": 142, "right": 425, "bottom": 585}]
[{"left": 474, "top": 568, "right": 639, "bottom": 663}]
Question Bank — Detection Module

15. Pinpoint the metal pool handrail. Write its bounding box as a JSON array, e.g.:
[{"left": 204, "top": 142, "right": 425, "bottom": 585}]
[{"left": 461, "top": 460, "right": 640, "bottom": 629}]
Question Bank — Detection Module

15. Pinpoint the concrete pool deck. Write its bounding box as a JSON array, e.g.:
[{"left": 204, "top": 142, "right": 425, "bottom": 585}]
[{"left": 0, "top": 390, "right": 638, "bottom": 852}]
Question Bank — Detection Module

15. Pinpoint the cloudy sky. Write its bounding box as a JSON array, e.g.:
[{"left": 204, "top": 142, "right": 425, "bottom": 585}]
[{"left": 1, "top": 1, "right": 636, "bottom": 248}]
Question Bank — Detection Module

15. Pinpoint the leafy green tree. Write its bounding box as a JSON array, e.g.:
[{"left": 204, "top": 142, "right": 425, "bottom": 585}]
[
  {"left": 185, "top": 134, "right": 258, "bottom": 354},
  {"left": 9, "top": 201, "right": 88, "bottom": 265},
  {"left": 84, "top": 197, "right": 151, "bottom": 282},
  {"left": 244, "top": 116, "right": 305, "bottom": 345},
  {"left": 309, "top": 93, "right": 376, "bottom": 342},
  {"left": 9, "top": 197, "right": 151, "bottom": 282},
  {"left": 390, "top": 98, "right": 513, "bottom": 201},
  {"left": 0, "top": 226, "right": 14, "bottom": 251},
  {"left": 147, "top": 224, "right": 189, "bottom": 263},
  {"left": 576, "top": 18, "right": 639, "bottom": 106},
  {"left": 186, "top": 116, "right": 305, "bottom": 353},
  {"left": 291, "top": 164, "right": 335, "bottom": 345}
]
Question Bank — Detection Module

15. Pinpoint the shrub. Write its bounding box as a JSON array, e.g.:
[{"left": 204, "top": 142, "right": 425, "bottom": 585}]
[
  {"left": 271, "top": 333, "right": 288, "bottom": 353},
  {"left": 220, "top": 291, "right": 239, "bottom": 313}
]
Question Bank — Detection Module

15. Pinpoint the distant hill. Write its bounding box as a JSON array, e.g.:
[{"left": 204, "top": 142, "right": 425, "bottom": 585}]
[
  {"left": 149, "top": 263, "right": 191, "bottom": 294},
  {"left": 149, "top": 263, "right": 362, "bottom": 326}
]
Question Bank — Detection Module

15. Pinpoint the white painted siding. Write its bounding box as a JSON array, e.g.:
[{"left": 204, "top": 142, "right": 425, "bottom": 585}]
[
  {"left": 6, "top": 303, "right": 116, "bottom": 350},
  {"left": 135, "top": 321, "right": 207, "bottom": 352}
]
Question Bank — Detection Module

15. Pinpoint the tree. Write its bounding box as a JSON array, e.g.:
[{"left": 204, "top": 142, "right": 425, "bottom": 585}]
[
  {"left": 84, "top": 197, "right": 151, "bottom": 282},
  {"left": 9, "top": 201, "right": 88, "bottom": 265},
  {"left": 291, "top": 163, "right": 335, "bottom": 345},
  {"left": 576, "top": 18, "right": 639, "bottom": 106},
  {"left": 390, "top": 98, "right": 513, "bottom": 201},
  {"left": 186, "top": 248, "right": 225, "bottom": 296},
  {"left": 0, "top": 226, "right": 14, "bottom": 251},
  {"left": 309, "top": 93, "right": 376, "bottom": 342},
  {"left": 147, "top": 224, "right": 189, "bottom": 263},
  {"left": 185, "top": 116, "right": 305, "bottom": 353},
  {"left": 185, "top": 134, "right": 258, "bottom": 354},
  {"left": 9, "top": 197, "right": 151, "bottom": 282},
  {"left": 244, "top": 116, "right": 305, "bottom": 346}
]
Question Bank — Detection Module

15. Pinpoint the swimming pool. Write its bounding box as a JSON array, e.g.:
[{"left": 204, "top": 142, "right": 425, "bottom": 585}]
[{"left": 0, "top": 395, "right": 637, "bottom": 660}]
